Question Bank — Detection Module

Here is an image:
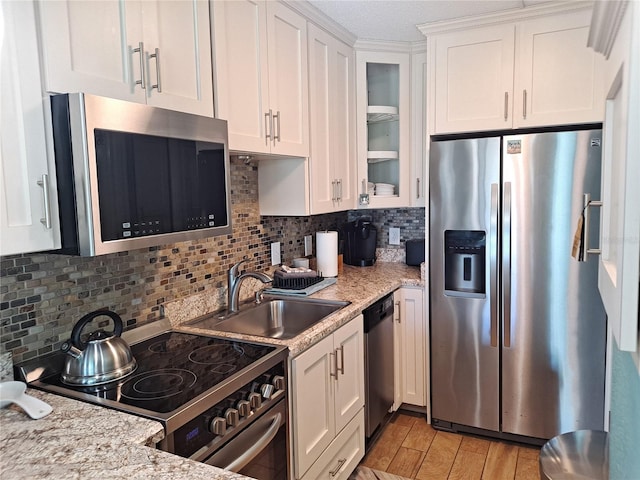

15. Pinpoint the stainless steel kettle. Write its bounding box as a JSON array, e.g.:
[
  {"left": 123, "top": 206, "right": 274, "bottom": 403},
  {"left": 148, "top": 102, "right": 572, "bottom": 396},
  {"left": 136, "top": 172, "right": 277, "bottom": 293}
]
[{"left": 60, "top": 310, "right": 137, "bottom": 386}]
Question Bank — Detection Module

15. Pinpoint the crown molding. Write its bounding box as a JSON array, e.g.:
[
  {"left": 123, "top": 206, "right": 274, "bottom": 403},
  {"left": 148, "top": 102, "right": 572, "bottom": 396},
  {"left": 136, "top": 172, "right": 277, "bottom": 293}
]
[
  {"left": 283, "top": 0, "right": 358, "bottom": 46},
  {"left": 587, "top": 0, "right": 629, "bottom": 58},
  {"left": 417, "top": 1, "right": 594, "bottom": 36},
  {"left": 354, "top": 39, "right": 414, "bottom": 54}
]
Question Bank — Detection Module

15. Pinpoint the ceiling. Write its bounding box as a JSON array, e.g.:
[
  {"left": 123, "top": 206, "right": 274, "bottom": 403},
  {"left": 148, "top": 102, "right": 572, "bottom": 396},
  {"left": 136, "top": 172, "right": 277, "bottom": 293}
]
[{"left": 307, "top": 0, "right": 555, "bottom": 42}]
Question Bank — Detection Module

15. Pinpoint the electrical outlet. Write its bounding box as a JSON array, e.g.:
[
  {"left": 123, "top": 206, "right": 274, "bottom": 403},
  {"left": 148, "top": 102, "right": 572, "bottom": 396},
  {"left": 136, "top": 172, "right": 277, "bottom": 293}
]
[
  {"left": 304, "top": 235, "right": 312, "bottom": 256},
  {"left": 389, "top": 227, "right": 401, "bottom": 245},
  {"left": 271, "top": 242, "right": 281, "bottom": 265}
]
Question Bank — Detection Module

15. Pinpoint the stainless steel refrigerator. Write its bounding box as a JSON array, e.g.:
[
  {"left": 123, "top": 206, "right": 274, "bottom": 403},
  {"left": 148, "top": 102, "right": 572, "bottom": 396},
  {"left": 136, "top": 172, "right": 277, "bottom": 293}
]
[{"left": 429, "top": 128, "right": 606, "bottom": 442}]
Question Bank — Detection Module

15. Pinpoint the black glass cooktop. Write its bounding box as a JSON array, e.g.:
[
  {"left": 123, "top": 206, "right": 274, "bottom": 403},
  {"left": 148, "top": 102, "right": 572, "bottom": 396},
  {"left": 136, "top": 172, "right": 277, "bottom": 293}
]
[{"left": 39, "top": 332, "right": 276, "bottom": 414}]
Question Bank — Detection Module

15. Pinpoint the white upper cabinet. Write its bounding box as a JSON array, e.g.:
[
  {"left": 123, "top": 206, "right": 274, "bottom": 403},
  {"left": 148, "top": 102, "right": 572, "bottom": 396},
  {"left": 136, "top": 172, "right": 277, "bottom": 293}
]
[
  {"left": 37, "top": 0, "right": 213, "bottom": 117},
  {"left": 308, "top": 24, "right": 356, "bottom": 214},
  {"left": 356, "top": 49, "right": 411, "bottom": 208},
  {"left": 1, "top": 1, "right": 60, "bottom": 255},
  {"left": 427, "top": 5, "right": 605, "bottom": 134},
  {"left": 433, "top": 24, "right": 516, "bottom": 133},
  {"left": 589, "top": 1, "right": 640, "bottom": 354},
  {"left": 212, "top": 0, "right": 309, "bottom": 156},
  {"left": 514, "top": 9, "right": 605, "bottom": 127}
]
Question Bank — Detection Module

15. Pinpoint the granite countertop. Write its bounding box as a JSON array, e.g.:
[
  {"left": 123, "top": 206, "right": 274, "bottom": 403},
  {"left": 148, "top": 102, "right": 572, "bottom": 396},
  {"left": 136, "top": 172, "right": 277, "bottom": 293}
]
[
  {"left": 0, "top": 262, "right": 423, "bottom": 479},
  {"left": 0, "top": 388, "right": 249, "bottom": 480},
  {"left": 174, "top": 262, "right": 424, "bottom": 357}
]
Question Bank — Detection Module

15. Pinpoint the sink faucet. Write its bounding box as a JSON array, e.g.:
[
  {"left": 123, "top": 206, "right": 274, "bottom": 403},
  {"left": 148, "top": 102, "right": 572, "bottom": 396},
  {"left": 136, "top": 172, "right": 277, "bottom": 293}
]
[{"left": 227, "top": 258, "right": 272, "bottom": 313}]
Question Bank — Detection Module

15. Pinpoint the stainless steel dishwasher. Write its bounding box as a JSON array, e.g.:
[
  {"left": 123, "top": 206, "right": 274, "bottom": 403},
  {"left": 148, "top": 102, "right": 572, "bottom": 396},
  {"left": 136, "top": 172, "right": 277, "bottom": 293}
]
[{"left": 363, "top": 292, "right": 395, "bottom": 438}]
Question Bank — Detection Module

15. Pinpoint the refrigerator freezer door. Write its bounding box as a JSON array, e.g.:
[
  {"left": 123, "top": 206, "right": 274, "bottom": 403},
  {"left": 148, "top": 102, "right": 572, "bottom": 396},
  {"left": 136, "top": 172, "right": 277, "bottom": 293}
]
[
  {"left": 429, "top": 137, "right": 501, "bottom": 431},
  {"left": 501, "top": 130, "right": 606, "bottom": 439}
]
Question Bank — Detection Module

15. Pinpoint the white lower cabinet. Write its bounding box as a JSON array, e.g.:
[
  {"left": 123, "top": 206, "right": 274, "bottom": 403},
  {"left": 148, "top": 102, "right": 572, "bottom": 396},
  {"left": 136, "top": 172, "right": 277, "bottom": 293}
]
[
  {"left": 291, "top": 315, "right": 365, "bottom": 479},
  {"left": 301, "top": 409, "right": 365, "bottom": 480},
  {"left": 393, "top": 287, "right": 427, "bottom": 407}
]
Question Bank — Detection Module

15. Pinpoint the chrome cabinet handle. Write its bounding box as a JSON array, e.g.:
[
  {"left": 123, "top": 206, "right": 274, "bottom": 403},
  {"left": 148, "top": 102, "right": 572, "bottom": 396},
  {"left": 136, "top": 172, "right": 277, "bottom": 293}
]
[
  {"left": 329, "top": 351, "right": 337, "bottom": 378},
  {"left": 329, "top": 458, "right": 347, "bottom": 477},
  {"left": 37, "top": 174, "right": 52, "bottom": 229},
  {"left": 394, "top": 301, "right": 401, "bottom": 323},
  {"left": 416, "top": 178, "right": 421, "bottom": 199},
  {"left": 264, "top": 110, "right": 271, "bottom": 145},
  {"left": 150, "top": 48, "right": 161, "bottom": 92},
  {"left": 489, "top": 183, "right": 499, "bottom": 347},
  {"left": 502, "top": 182, "right": 512, "bottom": 348},
  {"left": 337, "top": 345, "right": 344, "bottom": 375},
  {"left": 273, "top": 110, "right": 281, "bottom": 142},
  {"left": 582, "top": 193, "right": 603, "bottom": 259},
  {"left": 331, "top": 180, "right": 337, "bottom": 202},
  {"left": 337, "top": 179, "right": 342, "bottom": 202},
  {"left": 133, "top": 41, "right": 146, "bottom": 89},
  {"left": 522, "top": 89, "right": 527, "bottom": 119},
  {"left": 504, "top": 92, "right": 509, "bottom": 121}
]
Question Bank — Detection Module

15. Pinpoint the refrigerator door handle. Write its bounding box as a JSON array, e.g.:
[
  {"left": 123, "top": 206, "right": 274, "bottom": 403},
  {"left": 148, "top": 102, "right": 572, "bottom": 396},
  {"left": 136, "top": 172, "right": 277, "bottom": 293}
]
[
  {"left": 490, "top": 183, "right": 499, "bottom": 347},
  {"left": 503, "top": 181, "right": 512, "bottom": 348}
]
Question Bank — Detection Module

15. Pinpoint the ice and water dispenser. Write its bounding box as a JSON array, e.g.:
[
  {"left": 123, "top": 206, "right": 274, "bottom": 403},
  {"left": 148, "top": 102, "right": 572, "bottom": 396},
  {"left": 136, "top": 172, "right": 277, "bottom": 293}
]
[{"left": 444, "top": 231, "right": 486, "bottom": 297}]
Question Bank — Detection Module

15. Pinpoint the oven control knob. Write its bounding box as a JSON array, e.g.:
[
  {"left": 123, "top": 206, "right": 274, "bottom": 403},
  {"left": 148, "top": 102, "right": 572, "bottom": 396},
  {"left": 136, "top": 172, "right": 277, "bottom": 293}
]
[
  {"left": 260, "top": 383, "right": 274, "bottom": 399},
  {"left": 225, "top": 408, "right": 239, "bottom": 427},
  {"left": 248, "top": 392, "right": 262, "bottom": 410},
  {"left": 272, "top": 375, "right": 286, "bottom": 391},
  {"left": 237, "top": 399, "right": 251, "bottom": 417},
  {"left": 209, "top": 416, "right": 227, "bottom": 436}
]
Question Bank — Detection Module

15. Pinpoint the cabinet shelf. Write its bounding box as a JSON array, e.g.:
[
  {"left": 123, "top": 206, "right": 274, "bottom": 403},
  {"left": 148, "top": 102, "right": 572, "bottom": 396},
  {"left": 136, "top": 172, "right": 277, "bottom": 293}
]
[
  {"left": 367, "top": 151, "right": 398, "bottom": 163},
  {"left": 367, "top": 105, "right": 399, "bottom": 123}
]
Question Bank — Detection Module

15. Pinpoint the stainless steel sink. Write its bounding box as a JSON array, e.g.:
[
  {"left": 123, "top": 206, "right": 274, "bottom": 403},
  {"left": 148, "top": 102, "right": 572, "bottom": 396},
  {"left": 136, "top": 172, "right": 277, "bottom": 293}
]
[{"left": 187, "top": 297, "right": 350, "bottom": 339}]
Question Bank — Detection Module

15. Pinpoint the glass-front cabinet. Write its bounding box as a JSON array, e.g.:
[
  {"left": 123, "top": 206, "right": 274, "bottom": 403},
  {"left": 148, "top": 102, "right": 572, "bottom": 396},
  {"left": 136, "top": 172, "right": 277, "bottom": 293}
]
[{"left": 356, "top": 50, "right": 410, "bottom": 208}]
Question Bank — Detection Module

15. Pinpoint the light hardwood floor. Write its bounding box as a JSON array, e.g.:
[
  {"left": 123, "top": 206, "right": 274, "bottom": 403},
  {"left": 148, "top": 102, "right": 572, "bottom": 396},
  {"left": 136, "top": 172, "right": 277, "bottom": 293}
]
[{"left": 356, "top": 412, "right": 540, "bottom": 480}]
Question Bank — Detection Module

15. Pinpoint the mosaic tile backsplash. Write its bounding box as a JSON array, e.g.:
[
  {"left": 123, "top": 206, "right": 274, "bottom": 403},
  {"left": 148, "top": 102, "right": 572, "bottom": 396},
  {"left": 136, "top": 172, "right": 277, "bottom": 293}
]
[{"left": 0, "top": 157, "right": 424, "bottom": 363}]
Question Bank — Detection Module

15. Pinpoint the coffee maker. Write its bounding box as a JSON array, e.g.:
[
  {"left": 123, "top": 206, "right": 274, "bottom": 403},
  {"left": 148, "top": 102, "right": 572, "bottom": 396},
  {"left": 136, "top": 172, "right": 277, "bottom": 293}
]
[{"left": 342, "top": 216, "right": 377, "bottom": 266}]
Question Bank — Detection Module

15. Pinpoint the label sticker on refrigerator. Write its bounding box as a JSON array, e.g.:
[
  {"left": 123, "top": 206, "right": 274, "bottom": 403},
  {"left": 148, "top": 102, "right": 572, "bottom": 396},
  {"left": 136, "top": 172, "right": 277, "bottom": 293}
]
[
  {"left": 591, "top": 138, "right": 601, "bottom": 147},
  {"left": 506, "top": 140, "right": 521, "bottom": 154}
]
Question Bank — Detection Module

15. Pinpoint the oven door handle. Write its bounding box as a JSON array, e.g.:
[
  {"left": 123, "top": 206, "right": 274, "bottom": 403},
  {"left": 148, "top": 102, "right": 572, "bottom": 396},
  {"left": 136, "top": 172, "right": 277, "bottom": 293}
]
[{"left": 221, "top": 411, "right": 283, "bottom": 472}]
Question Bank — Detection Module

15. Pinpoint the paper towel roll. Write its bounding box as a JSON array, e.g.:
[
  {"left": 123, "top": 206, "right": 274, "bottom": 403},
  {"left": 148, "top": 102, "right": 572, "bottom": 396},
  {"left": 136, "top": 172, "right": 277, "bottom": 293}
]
[{"left": 316, "top": 231, "right": 338, "bottom": 277}]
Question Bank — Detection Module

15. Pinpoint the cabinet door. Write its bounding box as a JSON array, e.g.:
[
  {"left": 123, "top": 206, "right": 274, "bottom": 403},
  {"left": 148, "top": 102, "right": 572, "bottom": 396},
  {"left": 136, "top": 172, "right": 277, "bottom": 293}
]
[
  {"left": 266, "top": 2, "right": 309, "bottom": 157},
  {"left": 308, "top": 24, "right": 335, "bottom": 214},
  {"left": 433, "top": 24, "right": 515, "bottom": 133},
  {"left": 597, "top": 7, "right": 639, "bottom": 353},
  {"left": 291, "top": 334, "right": 335, "bottom": 479},
  {"left": 308, "top": 26, "right": 355, "bottom": 214},
  {"left": 514, "top": 9, "right": 605, "bottom": 127},
  {"left": 356, "top": 51, "right": 411, "bottom": 208},
  {"left": 411, "top": 51, "right": 427, "bottom": 207},
  {"left": 1, "top": 1, "right": 60, "bottom": 255},
  {"left": 397, "top": 288, "right": 426, "bottom": 406},
  {"left": 141, "top": 0, "right": 213, "bottom": 116},
  {"left": 300, "top": 410, "right": 365, "bottom": 480},
  {"left": 212, "top": 0, "right": 270, "bottom": 153},
  {"left": 37, "top": 0, "right": 145, "bottom": 103},
  {"left": 332, "top": 40, "right": 356, "bottom": 211},
  {"left": 333, "top": 315, "right": 365, "bottom": 434}
]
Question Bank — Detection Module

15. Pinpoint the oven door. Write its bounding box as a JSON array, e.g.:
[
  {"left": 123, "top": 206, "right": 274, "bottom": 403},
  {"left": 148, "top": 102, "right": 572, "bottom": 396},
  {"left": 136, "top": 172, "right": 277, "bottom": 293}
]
[{"left": 203, "top": 399, "right": 288, "bottom": 480}]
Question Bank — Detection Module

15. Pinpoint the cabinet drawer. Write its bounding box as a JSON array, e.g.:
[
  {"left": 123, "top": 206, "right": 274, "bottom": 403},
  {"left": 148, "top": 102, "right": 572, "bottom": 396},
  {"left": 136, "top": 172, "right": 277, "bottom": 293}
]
[{"left": 301, "top": 408, "right": 365, "bottom": 480}]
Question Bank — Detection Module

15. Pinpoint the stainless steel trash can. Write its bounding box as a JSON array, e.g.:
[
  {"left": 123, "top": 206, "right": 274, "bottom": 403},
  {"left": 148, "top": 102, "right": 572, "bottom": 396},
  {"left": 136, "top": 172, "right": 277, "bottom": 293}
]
[{"left": 539, "top": 430, "right": 609, "bottom": 480}]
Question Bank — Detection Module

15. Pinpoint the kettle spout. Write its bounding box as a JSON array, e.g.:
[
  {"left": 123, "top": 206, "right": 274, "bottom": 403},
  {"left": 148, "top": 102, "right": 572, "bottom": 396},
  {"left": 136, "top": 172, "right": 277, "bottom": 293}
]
[{"left": 61, "top": 341, "right": 83, "bottom": 359}]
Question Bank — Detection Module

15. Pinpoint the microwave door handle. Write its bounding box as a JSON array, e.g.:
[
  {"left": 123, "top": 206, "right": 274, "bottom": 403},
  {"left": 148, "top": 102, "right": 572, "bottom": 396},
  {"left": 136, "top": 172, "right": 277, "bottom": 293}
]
[{"left": 221, "top": 412, "right": 283, "bottom": 472}]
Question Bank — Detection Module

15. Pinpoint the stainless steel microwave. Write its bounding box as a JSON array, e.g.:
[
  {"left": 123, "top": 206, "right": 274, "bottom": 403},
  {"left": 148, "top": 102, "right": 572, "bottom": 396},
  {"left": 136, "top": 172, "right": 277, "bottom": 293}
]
[{"left": 50, "top": 93, "right": 231, "bottom": 256}]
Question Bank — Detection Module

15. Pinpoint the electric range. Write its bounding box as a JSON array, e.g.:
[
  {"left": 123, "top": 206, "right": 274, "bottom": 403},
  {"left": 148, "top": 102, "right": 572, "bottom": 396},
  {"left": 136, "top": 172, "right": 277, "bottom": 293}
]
[{"left": 15, "top": 319, "right": 289, "bottom": 475}]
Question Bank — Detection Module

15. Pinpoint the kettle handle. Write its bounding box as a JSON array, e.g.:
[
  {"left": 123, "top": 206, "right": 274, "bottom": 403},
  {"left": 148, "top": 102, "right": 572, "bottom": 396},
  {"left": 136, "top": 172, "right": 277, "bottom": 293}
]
[{"left": 70, "top": 310, "right": 123, "bottom": 350}]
